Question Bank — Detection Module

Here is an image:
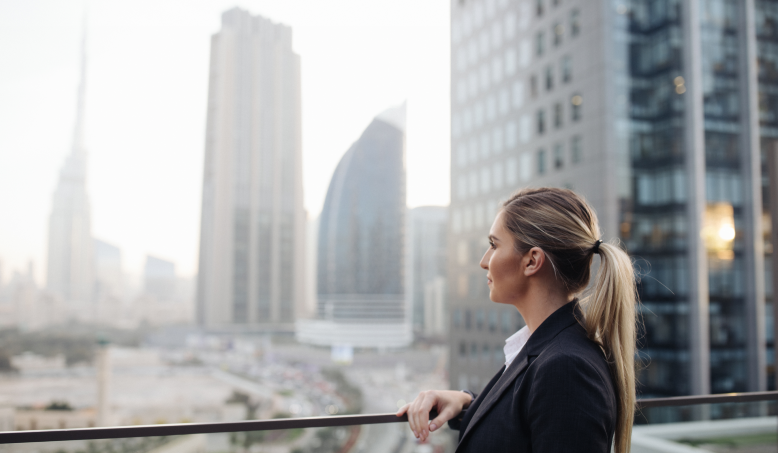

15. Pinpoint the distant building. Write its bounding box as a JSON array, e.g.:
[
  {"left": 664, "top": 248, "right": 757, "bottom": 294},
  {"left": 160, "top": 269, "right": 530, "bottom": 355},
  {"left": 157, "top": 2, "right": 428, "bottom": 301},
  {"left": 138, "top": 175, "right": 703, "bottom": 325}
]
[
  {"left": 297, "top": 105, "right": 410, "bottom": 348},
  {"left": 94, "top": 239, "right": 122, "bottom": 303},
  {"left": 196, "top": 8, "right": 305, "bottom": 331},
  {"left": 46, "top": 30, "right": 93, "bottom": 304},
  {"left": 144, "top": 255, "right": 176, "bottom": 301},
  {"left": 408, "top": 206, "right": 448, "bottom": 337}
]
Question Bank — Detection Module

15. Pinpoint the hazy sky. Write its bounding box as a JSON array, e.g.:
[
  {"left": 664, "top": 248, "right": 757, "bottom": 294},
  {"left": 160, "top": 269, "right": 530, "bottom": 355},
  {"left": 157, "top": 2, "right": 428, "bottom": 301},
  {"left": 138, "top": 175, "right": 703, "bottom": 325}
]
[{"left": 0, "top": 0, "right": 450, "bottom": 281}]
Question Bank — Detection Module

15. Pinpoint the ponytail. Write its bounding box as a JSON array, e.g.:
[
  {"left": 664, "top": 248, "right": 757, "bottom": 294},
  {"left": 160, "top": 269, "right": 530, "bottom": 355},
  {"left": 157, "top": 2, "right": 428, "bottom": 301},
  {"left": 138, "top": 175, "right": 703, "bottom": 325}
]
[
  {"left": 584, "top": 241, "right": 636, "bottom": 453},
  {"left": 501, "top": 187, "right": 637, "bottom": 453}
]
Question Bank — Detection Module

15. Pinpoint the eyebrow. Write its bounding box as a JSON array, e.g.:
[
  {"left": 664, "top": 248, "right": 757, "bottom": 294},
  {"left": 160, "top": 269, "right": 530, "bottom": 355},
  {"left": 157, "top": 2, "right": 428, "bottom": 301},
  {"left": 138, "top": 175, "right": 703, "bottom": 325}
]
[{"left": 488, "top": 234, "right": 500, "bottom": 242}]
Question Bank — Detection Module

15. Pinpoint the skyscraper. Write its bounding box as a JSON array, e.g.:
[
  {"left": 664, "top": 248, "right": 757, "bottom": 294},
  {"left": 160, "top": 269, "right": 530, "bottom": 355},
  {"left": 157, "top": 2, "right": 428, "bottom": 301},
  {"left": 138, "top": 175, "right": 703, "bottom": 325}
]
[
  {"left": 408, "top": 206, "right": 448, "bottom": 337},
  {"left": 448, "top": 0, "right": 778, "bottom": 397},
  {"left": 47, "top": 29, "right": 94, "bottom": 305},
  {"left": 296, "top": 105, "right": 411, "bottom": 348},
  {"left": 197, "top": 8, "right": 305, "bottom": 331}
]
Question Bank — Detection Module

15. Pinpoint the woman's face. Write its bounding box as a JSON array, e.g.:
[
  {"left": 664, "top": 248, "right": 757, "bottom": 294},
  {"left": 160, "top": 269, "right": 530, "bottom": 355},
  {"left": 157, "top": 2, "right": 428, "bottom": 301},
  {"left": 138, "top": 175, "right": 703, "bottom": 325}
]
[{"left": 480, "top": 211, "right": 527, "bottom": 305}]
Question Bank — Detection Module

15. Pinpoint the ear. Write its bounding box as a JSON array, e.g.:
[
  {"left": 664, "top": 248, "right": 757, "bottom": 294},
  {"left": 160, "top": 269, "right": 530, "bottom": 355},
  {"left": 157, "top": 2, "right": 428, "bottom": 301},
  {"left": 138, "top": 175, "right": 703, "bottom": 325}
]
[{"left": 523, "top": 247, "right": 546, "bottom": 277}]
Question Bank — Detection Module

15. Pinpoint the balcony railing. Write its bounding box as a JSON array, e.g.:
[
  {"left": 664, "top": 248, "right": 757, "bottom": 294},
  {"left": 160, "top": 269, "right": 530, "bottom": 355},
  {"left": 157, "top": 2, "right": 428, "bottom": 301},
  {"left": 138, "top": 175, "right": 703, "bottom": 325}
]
[{"left": 0, "top": 391, "right": 776, "bottom": 444}]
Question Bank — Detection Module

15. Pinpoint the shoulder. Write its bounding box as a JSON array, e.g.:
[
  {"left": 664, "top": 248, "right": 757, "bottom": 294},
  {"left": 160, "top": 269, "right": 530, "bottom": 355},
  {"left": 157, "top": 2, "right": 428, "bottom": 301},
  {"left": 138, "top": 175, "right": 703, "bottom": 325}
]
[{"left": 527, "top": 324, "right": 614, "bottom": 395}]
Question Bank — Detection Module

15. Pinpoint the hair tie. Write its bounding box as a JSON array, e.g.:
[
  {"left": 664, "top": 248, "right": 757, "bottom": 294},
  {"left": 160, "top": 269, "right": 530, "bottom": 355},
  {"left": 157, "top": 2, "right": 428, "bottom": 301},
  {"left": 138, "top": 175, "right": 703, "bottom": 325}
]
[{"left": 592, "top": 239, "right": 603, "bottom": 254}]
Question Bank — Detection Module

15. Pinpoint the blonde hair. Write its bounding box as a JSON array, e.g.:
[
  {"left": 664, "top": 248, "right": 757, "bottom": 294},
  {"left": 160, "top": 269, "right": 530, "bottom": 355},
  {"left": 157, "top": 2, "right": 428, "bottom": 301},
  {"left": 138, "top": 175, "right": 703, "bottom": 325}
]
[{"left": 501, "top": 187, "right": 636, "bottom": 453}]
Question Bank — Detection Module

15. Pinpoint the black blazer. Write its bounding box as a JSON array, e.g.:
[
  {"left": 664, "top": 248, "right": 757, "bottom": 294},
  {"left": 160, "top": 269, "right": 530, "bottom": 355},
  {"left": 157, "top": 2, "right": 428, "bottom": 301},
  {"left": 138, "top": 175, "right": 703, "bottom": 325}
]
[{"left": 448, "top": 301, "right": 617, "bottom": 452}]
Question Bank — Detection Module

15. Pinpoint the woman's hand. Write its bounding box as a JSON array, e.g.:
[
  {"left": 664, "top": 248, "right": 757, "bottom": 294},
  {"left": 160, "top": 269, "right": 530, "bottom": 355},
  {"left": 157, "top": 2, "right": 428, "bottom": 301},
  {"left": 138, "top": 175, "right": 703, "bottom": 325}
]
[{"left": 395, "top": 390, "right": 473, "bottom": 442}]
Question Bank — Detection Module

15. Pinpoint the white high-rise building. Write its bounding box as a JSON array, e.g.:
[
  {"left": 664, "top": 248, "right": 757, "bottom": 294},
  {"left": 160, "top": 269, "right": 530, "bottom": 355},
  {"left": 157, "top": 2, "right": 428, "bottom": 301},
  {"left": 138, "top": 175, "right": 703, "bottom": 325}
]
[
  {"left": 197, "top": 8, "right": 305, "bottom": 331},
  {"left": 46, "top": 30, "right": 94, "bottom": 305}
]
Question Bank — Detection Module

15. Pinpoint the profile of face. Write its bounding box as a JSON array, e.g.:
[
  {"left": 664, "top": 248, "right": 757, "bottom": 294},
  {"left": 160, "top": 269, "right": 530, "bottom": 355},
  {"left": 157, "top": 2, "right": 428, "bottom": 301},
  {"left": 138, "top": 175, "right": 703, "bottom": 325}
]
[{"left": 480, "top": 210, "right": 545, "bottom": 306}]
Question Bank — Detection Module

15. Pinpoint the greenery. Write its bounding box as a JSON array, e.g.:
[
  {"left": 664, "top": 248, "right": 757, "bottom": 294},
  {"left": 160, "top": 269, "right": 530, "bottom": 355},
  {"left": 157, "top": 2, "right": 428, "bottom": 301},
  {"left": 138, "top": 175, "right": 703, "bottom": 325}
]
[
  {"left": 0, "top": 326, "right": 147, "bottom": 366},
  {"left": 45, "top": 400, "right": 73, "bottom": 411},
  {"left": 678, "top": 432, "right": 778, "bottom": 448}
]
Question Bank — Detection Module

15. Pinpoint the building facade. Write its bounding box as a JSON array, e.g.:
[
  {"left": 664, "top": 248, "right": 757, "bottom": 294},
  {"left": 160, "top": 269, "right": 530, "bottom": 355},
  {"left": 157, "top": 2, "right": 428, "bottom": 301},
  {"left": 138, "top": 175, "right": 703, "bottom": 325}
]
[
  {"left": 296, "top": 105, "right": 411, "bottom": 348},
  {"left": 197, "top": 8, "right": 305, "bottom": 331},
  {"left": 47, "top": 31, "right": 94, "bottom": 305},
  {"left": 408, "top": 206, "right": 449, "bottom": 337},
  {"left": 448, "top": 0, "right": 778, "bottom": 397}
]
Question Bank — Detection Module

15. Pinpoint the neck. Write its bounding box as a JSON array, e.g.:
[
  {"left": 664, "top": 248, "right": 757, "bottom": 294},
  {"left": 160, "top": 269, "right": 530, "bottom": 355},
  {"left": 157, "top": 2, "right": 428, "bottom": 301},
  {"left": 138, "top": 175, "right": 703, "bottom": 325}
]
[{"left": 513, "top": 286, "right": 571, "bottom": 333}]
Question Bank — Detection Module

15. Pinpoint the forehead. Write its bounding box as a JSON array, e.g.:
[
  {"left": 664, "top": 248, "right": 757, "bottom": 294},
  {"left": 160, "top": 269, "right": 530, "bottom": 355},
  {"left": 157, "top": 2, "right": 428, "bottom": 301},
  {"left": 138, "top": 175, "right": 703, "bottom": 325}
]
[{"left": 490, "top": 210, "right": 508, "bottom": 236}]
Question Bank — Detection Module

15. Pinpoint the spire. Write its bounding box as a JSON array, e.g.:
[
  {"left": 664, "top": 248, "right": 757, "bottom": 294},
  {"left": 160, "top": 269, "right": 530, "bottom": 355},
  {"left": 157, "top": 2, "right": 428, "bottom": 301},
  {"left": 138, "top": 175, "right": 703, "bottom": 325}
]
[{"left": 71, "top": 14, "right": 87, "bottom": 157}]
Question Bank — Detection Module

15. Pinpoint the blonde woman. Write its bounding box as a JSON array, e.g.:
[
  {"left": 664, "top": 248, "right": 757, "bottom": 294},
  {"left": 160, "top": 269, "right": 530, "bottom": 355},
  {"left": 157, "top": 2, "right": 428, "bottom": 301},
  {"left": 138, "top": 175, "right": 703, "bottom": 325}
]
[{"left": 397, "top": 188, "right": 636, "bottom": 453}]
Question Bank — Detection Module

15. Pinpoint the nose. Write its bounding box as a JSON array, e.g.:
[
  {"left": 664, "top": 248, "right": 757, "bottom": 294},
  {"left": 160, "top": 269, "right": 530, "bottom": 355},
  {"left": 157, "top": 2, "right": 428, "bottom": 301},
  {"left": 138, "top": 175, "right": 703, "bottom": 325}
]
[{"left": 480, "top": 248, "right": 491, "bottom": 270}]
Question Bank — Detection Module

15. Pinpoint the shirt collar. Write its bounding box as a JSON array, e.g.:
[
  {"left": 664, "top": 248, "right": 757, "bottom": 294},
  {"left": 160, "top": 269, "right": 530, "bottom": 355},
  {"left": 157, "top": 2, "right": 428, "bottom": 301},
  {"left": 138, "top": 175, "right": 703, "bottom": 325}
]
[{"left": 503, "top": 325, "right": 530, "bottom": 367}]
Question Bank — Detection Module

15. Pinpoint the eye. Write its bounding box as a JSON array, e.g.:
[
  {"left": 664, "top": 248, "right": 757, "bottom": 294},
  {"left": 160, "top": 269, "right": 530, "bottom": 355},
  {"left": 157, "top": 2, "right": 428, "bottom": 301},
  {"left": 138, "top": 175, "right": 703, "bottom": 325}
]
[{"left": 489, "top": 240, "right": 496, "bottom": 249}]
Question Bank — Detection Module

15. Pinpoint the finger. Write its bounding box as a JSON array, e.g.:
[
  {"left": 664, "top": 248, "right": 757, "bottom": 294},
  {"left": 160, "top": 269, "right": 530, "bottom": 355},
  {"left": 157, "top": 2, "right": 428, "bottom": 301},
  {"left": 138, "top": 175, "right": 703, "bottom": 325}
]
[
  {"left": 395, "top": 403, "right": 410, "bottom": 417},
  {"left": 408, "top": 398, "right": 420, "bottom": 438},
  {"left": 429, "top": 406, "right": 456, "bottom": 433},
  {"left": 419, "top": 392, "right": 437, "bottom": 441}
]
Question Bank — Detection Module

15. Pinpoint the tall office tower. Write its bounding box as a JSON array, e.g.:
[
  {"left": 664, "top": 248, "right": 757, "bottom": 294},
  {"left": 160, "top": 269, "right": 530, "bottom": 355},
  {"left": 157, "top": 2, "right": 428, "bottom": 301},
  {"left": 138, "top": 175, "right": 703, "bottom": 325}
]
[
  {"left": 197, "top": 7, "right": 305, "bottom": 331},
  {"left": 408, "top": 206, "right": 449, "bottom": 337},
  {"left": 47, "top": 30, "right": 94, "bottom": 304},
  {"left": 296, "top": 105, "right": 411, "bottom": 348},
  {"left": 448, "top": 0, "right": 778, "bottom": 397}
]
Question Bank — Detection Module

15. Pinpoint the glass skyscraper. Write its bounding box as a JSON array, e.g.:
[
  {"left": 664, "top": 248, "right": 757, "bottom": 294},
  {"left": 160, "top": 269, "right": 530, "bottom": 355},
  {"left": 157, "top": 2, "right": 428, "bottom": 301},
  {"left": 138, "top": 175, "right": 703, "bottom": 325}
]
[
  {"left": 448, "top": 0, "right": 778, "bottom": 397},
  {"left": 296, "top": 105, "right": 411, "bottom": 348}
]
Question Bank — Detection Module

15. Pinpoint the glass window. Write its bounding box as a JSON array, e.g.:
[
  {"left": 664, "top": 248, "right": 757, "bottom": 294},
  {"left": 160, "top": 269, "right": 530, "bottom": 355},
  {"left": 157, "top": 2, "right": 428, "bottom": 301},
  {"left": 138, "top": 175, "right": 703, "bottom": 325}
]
[
  {"left": 453, "top": 309, "right": 462, "bottom": 328},
  {"left": 520, "top": 152, "right": 532, "bottom": 181},
  {"left": 553, "top": 22, "right": 563, "bottom": 46},
  {"left": 506, "top": 121, "right": 518, "bottom": 148},
  {"left": 489, "top": 310, "right": 498, "bottom": 332},
  {"left": 571, "top": 9, "right": 580, "bottom": 37},
  {"left": 520, "top": 115, "right": 532, "bottom": 143},
  {"left": 506, "top": 157, "right": 518, "bottom": 185},
  {"left": 535, "top": 31, "right": 545, "bottom": 56},
  {"left": 465, "top": 309, "right": 472, "bottom": 330},
  {"left": 494, "top": 345, "right": 504, "bottom": 364},
  {"left": 499, "top": 88, "right": 509, "bottom": 115},
  {"left": 554, "top": 102, "right": 563, "bottom": 128},
  {"left": 501, "top": 311, "right": 513, "bottom": 333},
  {"left": 530, "top": 74, "right": 538, "bottom": 97},
  {"left": 493, "top": 127, "right": 504, "bottom": 153},
  {"left": 562, "top": 55, "right": 572, "bottom": 82},
  {"left": 505, "top": 13, "right": 516, "bottom": 39},
  {"left": 554, "top": 143, "right": 564, "bottom": 169},
  {"left": 479, "top": 65, "right": 490, "bottom": 91},
  {"left": 536, "top": 0, "right": 544, "bottom": 17},
  {"left": 493, "top": 162, "right": 504, "bottom": 188},
  {"left": 459, "top": 342, "right": 467, "bottom": 358},
  {"left": 571, "top": 94, "right": 582, "bottom": 121},
  {"left": 537, "top": 109, "right": 546, "bottom": 134},
  {"left": 491, "top": 19, "right": 502, "bottom": 49},
  {"left": 538, "top": 148, "right": 547, "bottom": 174},
  {"left": 471, "top": 342, "right": 478, "bottom": 360},
  {"left": 480, "top": 166, "right": 491, "bottom": 193},
  {"left": 482, "top": 344, "right": 491, "bottom": 361},
  {"left": 545, "top": 65, "right": 554, "bottom": 91},
  {"left": 491, "top": 57, "right": 503, "bottom": 84},
  {"left": 486, "top": 95, "right": 496, "bottom": 122},
  {"left": 476, "top": 309, "right": 485, "bottom": 330},
  {"left": 512, "top": 80, "right": 524, "bottom": 108},
  {"left": 571, "top": 135, "right": 582, "bottom": 163},
  {"left": 480, "top": 132, "right": 491, "bottom": 158},
  {"left": 504, "top": 48, "right": 516, "bottom": 76}
]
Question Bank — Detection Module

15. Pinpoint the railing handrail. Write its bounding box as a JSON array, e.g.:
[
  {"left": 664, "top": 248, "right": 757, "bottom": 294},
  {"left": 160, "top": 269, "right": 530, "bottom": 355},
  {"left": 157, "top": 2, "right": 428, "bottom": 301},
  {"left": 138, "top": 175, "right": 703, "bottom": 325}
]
[{"left": 1, "top": 391, "right": 777, "bottom": 444}]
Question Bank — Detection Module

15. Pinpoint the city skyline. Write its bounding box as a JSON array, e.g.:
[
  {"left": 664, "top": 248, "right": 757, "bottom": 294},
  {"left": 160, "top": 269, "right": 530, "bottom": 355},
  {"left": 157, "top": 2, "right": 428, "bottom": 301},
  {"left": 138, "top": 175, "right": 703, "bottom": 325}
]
[{"left": 0, "top": 0, "right": 450, "bottom": 281}]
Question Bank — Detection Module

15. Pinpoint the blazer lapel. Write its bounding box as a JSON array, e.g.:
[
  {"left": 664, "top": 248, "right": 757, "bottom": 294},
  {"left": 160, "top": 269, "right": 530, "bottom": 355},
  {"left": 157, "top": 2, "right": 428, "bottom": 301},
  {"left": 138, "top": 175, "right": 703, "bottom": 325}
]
[{"left": 456, "top": 350, "right": 530, "bottom": 449}]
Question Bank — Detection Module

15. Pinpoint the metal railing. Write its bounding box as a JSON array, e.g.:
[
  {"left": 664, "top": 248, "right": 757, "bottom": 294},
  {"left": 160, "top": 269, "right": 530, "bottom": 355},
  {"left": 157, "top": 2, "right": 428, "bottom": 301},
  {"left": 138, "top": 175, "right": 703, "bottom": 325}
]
[{"left": 1, "top": 391, "right": 776, "bottom": 444}]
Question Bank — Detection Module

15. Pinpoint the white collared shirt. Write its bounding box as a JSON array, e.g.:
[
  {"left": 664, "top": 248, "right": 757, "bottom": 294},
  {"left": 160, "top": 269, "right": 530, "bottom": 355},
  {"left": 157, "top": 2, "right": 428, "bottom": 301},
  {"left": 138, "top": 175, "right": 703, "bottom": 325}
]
[{"left": 503, "top": 326, "right": 530, "bottom": 368}]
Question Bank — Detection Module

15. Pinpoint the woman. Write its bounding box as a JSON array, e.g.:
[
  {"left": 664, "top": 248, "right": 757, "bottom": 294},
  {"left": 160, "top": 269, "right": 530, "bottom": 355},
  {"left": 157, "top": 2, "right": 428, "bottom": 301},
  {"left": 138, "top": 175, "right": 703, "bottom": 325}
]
[{"left": 397, "top": 188, "right": 636, "bottom": 453}]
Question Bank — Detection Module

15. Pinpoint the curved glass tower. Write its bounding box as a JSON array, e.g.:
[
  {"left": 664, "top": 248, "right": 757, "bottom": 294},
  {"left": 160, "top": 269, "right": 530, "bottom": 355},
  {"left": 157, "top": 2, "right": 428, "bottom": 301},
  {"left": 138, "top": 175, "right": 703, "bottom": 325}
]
[{"left": 297, "top": 105, "right": 411, "bottom": 347}]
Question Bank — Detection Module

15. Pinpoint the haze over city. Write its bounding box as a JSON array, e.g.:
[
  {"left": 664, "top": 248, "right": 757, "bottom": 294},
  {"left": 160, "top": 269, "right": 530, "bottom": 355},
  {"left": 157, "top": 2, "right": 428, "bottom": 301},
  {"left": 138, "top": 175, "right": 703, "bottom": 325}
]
[{"left": 0, "top": 0, "right": 450, "bottom": 280}]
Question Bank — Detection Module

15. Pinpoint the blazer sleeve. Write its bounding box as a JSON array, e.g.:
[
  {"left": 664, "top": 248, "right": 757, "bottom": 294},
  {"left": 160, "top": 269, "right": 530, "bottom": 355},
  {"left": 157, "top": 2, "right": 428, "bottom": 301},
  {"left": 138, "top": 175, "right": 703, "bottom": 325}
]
[{"left": 525, "top": 353, "right": 615, "bottom": 453}]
